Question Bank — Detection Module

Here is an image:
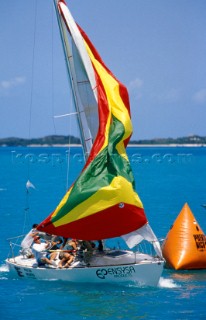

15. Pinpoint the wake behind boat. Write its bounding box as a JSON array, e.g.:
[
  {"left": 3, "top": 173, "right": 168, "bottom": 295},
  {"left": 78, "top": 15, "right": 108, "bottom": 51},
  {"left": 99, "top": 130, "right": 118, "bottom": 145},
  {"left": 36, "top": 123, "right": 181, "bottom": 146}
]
[{"left": 6, "top": 0, "right": 164, "bottom": 286}]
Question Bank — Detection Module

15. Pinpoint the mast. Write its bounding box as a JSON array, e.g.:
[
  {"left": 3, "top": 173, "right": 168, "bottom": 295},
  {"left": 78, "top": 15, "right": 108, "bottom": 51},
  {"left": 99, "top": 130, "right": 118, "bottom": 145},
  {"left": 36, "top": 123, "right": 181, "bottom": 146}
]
[{"left": 53, "top": 0, "right": 92, "bottom": 160}]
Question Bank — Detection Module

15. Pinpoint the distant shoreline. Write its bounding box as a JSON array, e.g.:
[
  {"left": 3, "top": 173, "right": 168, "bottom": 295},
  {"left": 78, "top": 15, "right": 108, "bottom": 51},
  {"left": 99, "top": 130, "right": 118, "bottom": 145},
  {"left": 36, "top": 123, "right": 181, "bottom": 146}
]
[
  {"left": 127, "top": 144, "right": 206, "bottom": 147},
  {"left": 0, "top": 134, "right": 206, "bottom": 147},
  {"left": 1, "top": 143, "right": 205, "bottom": 148}
]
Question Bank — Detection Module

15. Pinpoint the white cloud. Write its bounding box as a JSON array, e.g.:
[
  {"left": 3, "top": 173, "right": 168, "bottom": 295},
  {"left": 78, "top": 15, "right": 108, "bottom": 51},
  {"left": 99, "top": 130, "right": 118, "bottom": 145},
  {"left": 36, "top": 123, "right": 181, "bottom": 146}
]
[
  {"left": 0, "top": 76, "right": 26, "bottom": 90},
  {"left": 128, "top": 78, "right": 143, "bottom": 91},
  {"left": 128, "top": 78, "right": 143, "bottom": 100},
  {"left": 158, "top": 88, "right": 180, "bottom": 102},
  {"left": 193, "top": 88, "right": 206, "bottom": 104}
]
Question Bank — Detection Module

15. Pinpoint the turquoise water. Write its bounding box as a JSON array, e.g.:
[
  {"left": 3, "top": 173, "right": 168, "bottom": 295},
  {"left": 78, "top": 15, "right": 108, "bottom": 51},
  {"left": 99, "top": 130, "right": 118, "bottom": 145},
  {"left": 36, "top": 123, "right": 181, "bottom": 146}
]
[{"left": 1, "top": 146, "right": 206, "bottom": 320}]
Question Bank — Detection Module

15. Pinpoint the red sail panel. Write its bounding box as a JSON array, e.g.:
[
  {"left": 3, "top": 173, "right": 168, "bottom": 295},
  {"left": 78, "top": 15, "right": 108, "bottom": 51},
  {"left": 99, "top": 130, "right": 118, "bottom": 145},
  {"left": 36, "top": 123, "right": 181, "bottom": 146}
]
[{"left": 38, "top": 204, "right": 146, "bottom": 240}]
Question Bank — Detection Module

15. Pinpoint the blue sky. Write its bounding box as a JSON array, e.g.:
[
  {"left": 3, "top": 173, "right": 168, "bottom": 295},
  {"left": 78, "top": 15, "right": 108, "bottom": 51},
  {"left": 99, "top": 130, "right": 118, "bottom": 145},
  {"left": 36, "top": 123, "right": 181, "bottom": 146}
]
[{"left": 0, "top": 0, "right": 206, "bottom": 140}]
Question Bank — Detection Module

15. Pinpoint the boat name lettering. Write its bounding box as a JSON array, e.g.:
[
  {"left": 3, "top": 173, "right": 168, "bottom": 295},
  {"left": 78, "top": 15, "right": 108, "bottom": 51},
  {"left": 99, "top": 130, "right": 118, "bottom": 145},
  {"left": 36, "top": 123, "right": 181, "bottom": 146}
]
[
  {"left": 23, "top": 268, "right": 36, "bottom": 278},
  {"left": 14, "top": 266, "right": 24, "bottom": 278},
  {"left": 193, "top": 234, "right": 206, "bottom": 251},
  {"left": 96, "top": 266, "right": 135, "bottom": 279}
]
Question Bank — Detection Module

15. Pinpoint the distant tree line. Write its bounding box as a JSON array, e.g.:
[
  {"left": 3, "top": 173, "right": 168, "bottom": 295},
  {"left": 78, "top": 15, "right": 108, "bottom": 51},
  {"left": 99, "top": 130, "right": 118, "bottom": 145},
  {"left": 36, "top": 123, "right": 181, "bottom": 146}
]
[
  {"left": 0, "top": 135, "right": 80, "bottom": 146},
  {"left": 130, "top": 135, "right": 206, "bottom": 145},
  {"left": 0, "top": 134, "right": 206, "bottom": 147}
]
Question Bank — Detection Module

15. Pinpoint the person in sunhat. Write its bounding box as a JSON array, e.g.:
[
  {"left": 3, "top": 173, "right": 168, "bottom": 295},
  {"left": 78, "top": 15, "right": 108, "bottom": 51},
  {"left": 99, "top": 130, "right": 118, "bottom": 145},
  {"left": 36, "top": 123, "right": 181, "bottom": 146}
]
[{"left": 32, "top": 236, "right": 57, "bottom": 267}]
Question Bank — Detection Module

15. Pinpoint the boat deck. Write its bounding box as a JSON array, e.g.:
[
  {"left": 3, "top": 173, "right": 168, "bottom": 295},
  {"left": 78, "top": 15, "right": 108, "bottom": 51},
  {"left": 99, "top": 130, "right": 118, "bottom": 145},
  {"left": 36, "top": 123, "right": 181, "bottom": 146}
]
[{"left": 7, "top": 250, "right": 159, "bottom": 269}]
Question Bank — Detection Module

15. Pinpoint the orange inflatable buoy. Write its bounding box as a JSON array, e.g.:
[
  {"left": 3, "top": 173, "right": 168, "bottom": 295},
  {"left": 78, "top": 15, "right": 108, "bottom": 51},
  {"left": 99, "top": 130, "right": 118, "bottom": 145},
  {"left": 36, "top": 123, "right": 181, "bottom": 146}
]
[{"left": 162, "top": 203, "right": 206, "bottom": 270}]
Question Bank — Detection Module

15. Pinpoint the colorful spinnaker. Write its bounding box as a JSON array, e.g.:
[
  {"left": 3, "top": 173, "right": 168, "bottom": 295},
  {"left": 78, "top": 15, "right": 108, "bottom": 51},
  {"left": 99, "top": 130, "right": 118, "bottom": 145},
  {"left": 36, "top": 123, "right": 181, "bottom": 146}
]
[{"left": 37, "top": 0, "right": 160, "bottom": 252}]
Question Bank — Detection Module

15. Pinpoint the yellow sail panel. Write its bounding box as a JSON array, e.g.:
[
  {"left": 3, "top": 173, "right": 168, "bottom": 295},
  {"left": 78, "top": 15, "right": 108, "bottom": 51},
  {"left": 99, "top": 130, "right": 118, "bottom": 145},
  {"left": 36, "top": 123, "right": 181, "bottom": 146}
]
[
  {"left": 53, "top": 176, "right": 143, "bottom": 227},
  {"left": 51, "top": 187, "right": 73, "bottom": 219},
  {"left": 115, "top": 142, "right": 129, "bottom": 162},
  {"left": 84, "top": 41, "right": 132, "bottom": 146}
]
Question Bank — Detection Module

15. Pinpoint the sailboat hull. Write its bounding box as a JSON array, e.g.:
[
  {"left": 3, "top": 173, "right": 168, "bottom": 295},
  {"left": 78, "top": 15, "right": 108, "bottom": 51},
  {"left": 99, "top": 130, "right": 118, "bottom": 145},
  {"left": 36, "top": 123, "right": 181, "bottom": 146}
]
[{"left": 6, "top": 255, "right": 164, "bottom": 287}]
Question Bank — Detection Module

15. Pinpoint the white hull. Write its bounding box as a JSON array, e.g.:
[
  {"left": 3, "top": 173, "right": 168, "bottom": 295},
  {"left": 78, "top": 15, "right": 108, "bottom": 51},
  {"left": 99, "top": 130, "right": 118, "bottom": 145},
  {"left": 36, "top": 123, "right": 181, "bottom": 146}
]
[{"left": 6, "top": 251, "right": 164, "bottom": 286}]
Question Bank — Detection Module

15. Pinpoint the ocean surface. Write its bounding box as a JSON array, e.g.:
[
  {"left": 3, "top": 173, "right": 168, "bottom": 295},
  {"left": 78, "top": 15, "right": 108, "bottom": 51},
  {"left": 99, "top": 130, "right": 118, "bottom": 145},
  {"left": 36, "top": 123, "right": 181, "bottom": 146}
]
[{"left": 1, "top": 146, "right": 206, "bottom": 320}]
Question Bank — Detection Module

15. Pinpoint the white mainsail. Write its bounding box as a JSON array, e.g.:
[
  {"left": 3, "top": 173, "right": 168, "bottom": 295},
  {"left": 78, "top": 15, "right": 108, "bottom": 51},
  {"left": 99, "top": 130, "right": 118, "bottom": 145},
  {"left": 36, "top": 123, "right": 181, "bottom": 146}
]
[{"left": 54, "top": 0, "right": 98, "bottom": 159}]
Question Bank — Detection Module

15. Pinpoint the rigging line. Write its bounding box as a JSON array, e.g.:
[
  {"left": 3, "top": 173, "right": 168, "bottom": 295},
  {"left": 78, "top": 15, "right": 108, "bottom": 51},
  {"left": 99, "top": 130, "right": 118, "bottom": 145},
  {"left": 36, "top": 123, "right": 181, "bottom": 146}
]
[
  {"left": 50, "top": 3, "right": 66, "bottom": 192},
  {"left": 65, "top": 87, "right": 74, "bottom": 191},
  {"left": 27, "top": 0, "right": 38, "bottom": 180},
  {"left": 51, "top": 0, "right": 57, "bottom": 135},
  {"left": 23, "top": 0, "right": 38, "bottom": 234},
  {"left": 22, "top": 201, "right": 31, "bottom": 234}
]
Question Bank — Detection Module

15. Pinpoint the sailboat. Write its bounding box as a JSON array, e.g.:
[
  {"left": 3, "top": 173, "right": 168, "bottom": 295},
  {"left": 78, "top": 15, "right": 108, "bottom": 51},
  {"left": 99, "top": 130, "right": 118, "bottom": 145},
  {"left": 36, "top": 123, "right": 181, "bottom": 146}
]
[{"left": 6, "top": 0, "right": 164, "bottom": 286}]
